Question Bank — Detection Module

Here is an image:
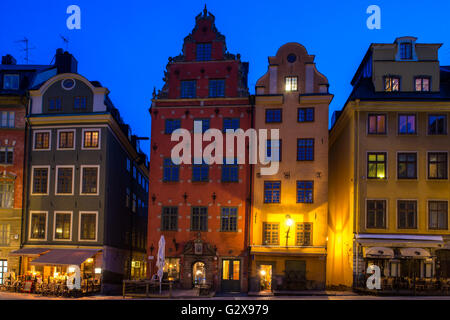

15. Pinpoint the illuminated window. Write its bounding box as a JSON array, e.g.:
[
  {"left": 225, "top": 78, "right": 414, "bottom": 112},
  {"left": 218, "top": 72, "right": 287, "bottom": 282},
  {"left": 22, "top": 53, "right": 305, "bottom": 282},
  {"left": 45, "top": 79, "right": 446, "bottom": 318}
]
[
  {"left": 222, "top": 260, "right": 240, "bottom": 280},
  {"left": 366, "top": 200, "right": 386, "bottom": 229},
  {"left": 54, "top": 212, "right": 71, "bottom": 240},
  {"left": 428, "top": 152, "right": 448, "bottom": 179},
  {"left": 81, "top": 166, "right": 98, "bottom": 194},
  {"left": 0, "top": 224, "right": 10, "bottom": 245},
  {"left": 398, "top": 200, "right": 417, "bottom": 229},
  {"left": 285, "top": 76, "right": 298, "bottom": 92},
  {"left": 263, "top": 222, "right": 279, "bottom": 245},
  {"left": 384, "top": 76, "right": 400, "bottom": 92},
  {"left": 56, "top": 167, "right": 73, "bottom": 194},
  {"left": 34, "top": 131, "right": 50, "bottom": 150},
  {"left": 398, "top": 114, "right": 416, "bottom": 134},
  {"left": 164, "top": 258, "right": 180, "bottom": 280},
  {"left": 30, "top": 212, "right": 47, "bottom": 240},
  {"left": 296, "top": 223, "right": 312, "bottom": 245},
  {"left": 368, "top": 152, "right": 387, "bottom": 179},
  {"left": 368, "top": 114, "right": 386, "bottom": 134},
  {"left": 398, "top": 153, "right": 417, "bottom": 179},
  {"left": 429, "top": 201, "right": 448, "bottom": 230},
  {"left": 415, "top": 77, "right": 430, "bottom": 92},
  {"left": 58, "top": 131, "right": 74, "bottom": 149},
  {"left": 83, "top": 130, "right": 100, "bottom": 148},
  {"left": 32, "top": 167, "right": 49, "bottom": 194},
  {"left": 0, "top": 182, "right": 14, "bottom": 208},
  {"left": 80, "top": 212, "right": 97, "bottom": 241}
]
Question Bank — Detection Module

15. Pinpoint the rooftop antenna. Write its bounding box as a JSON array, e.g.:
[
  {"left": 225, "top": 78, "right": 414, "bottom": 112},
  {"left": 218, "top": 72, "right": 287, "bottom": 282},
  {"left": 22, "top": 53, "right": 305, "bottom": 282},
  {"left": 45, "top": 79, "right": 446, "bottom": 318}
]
[
  {"left": 60, "top": 34, "right": 69, "bottom": 51},
  {"left": 15, "top": 37, "right": 36, "bottom": 64}
]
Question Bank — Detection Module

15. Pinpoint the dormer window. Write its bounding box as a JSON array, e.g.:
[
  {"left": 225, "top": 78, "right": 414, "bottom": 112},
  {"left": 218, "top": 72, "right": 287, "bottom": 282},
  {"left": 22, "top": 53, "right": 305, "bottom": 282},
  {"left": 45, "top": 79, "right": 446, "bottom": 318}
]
[
  {"left": 49, "top": 98, "right": 62, "bottom": 111},
  {"left": 196, "top": 43, "right": 211, "bottom": 61},
  {"left": 285, "top": 76, "right": 298, "bottom": 92},
  {"left": 3, "top": 74, "right": 19, "bottom": 90},
  {"left": 399, "top": 43, "right": 412, "bottom": 60},
  {"left": 384, "top": 76, "right": 400, "bottom": 92},
  {"left": 415, "top": 77, "right": 430, "bottom": 92}
]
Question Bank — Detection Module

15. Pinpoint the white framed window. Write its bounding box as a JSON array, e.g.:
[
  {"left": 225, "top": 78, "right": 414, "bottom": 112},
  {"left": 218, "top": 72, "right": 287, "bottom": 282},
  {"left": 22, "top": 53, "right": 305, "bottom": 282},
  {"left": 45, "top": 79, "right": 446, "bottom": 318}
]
[
  {"left": 78, "top": 211, "right": 98, "bottom": 242},
  {"left": 80, "top": 165, "right": 100, "bottom": 195},
  {"left": 285, "top": 76, "right": 298, "bottom": 92},
  {"left": 29, "top": 211, "right": 48, "bottom": 241},
  {"left": 0, "top": 147, "right": 13, "bottom": 165},
  {"left": 55, "top": 165, "right": 75, "bottom": 195},
  {"left": 33, "top": 130, "right": 51, "bottom": 151},
  {"left": 53, "top": 211, "right": 73, "bottom": 241},
  {"left": 31, "top": 166, "right": 50, "bottom": 195},
  {"left": 3, "top": 74, "right": 19, "bottom": 90},
  {"left": 56, "top": 129, "right": 76, "bottom": 150},
  {"left": 81, "top": 128, "right": 101, "bottom": 150},
  {"left": 0, "top": 181, "right": 14, "bottom": 208}
]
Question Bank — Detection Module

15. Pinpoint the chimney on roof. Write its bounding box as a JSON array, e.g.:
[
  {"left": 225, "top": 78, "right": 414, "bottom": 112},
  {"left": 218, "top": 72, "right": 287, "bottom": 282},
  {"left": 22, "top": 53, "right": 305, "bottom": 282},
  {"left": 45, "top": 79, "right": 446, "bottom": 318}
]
[
  {"left": 55, "top": 48, "right": 78, "bottom": 74},
  {"left": 1, "top": 54, "right": 17, "bottom": 65}
]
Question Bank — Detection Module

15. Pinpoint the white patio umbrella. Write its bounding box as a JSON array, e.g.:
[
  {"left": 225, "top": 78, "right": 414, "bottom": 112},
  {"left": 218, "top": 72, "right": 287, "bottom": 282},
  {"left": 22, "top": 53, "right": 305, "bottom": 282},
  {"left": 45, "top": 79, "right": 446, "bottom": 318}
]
[{"left": 156, "top": 235, "right": 166, "bottom": 294}]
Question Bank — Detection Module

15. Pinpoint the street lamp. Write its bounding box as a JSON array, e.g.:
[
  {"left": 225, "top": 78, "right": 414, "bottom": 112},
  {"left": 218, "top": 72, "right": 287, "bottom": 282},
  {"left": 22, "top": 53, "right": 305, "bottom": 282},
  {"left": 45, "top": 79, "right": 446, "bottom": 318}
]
[{"left": 285, "top": 215, "right": 293, "bottom": 248}]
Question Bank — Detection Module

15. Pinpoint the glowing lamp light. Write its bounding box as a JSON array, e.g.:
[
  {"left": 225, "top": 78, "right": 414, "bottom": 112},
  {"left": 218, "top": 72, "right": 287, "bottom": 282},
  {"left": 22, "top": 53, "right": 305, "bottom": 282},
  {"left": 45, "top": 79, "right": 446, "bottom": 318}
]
[
  {"left": 285, "top": 215, "right": 293, "bottom": 227},
  {"left": 95, "top": 268, "right": 102, "bottom": 274},
  {"left": 260, "top": 270, "right": 266, "bottom": 276},
  {"left": 196, "top": 270, "right": 202, "bottom": 275},
  {"left": 53, "top": 272, "right": 59, "bottom": 278},
  {"left": 68, "top": 267, "right": 76, "bottom": 273},
  {"left": 85, "top": 258, "right": 94, "bottom": 264}
]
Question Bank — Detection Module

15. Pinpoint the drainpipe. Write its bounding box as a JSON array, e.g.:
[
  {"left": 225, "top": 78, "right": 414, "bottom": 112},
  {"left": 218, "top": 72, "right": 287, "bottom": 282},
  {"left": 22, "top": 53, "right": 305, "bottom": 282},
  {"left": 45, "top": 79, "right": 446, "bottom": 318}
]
[
  {"left": 246, "top": 95, "right": 255, "bottom": 292},
  {"left": 354, "top": 100, "right": 360, "bottom": 288}
]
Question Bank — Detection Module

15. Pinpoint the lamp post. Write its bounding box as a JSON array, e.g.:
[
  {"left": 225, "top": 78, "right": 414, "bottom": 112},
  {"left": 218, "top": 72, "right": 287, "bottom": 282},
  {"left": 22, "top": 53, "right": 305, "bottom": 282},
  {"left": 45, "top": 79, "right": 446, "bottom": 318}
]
[{"left": 285, "top": 215, "right": 293, "bottom": 248}]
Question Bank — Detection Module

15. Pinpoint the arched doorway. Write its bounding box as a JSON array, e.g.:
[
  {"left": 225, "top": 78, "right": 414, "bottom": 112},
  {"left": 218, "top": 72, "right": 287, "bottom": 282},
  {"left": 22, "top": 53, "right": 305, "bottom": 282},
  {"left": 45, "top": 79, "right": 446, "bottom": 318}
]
[{"left": 192, "top": 261, "right": 206, "bottom": 287}]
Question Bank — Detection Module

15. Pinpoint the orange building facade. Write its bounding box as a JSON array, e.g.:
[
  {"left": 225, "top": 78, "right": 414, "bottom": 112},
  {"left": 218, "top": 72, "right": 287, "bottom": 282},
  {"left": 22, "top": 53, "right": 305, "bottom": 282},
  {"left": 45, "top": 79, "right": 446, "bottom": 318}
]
[{"left": 148, "top": 8, "right": 251, "bottom": 292}]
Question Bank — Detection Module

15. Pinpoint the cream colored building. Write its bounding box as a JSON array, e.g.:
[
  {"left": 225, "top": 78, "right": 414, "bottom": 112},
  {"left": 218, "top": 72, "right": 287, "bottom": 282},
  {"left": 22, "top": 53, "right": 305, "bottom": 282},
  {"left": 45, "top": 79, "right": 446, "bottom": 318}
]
[
  {"left": 327, "top": 37, "right": 450, "bottom": 289},
  {"left": 249, "top": 43, "right": 333, "bottom": 292}
]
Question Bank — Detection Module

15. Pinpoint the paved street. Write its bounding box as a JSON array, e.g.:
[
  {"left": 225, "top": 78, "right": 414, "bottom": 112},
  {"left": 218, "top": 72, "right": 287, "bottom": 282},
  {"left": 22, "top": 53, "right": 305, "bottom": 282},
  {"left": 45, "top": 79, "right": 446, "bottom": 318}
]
[{"left": 1, "top": 291, "right": 450, "bottom": 300}]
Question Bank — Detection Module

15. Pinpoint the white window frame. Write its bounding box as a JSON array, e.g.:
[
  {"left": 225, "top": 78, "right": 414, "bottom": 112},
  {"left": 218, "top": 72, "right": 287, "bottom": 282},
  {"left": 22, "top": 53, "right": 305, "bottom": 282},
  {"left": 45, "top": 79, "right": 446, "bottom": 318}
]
[
  {"left": 30, "top": 165, "right": 51, "bottom": 196},
  {"left": 427, "top": 199, "right": 449, "bottom": 231},
  {"left": 0, "top": 147, "right": 14, "bottom": 165},
  {"left": 426, "top": 151, "right": 449, "bottom": 181},
  {"left": 53, "top": 211, "right": 73, "bottom": 241},
  {"left": 56, "top": 129, "right": 76, "bottom": 150},
  {"left": 0, "top": 111, "right": 15, "bottom": 128},
  {"left": 28, "top": 211, "right": 48, "bottom": 241},
  {"left": 78, "top": 211, "right": 98, "bottom": 242},
  {"left": 55, "top": 165, "right": 75, "bottom": 196},
  {"left": 396, "top": 151, "right": 419, "bottom": 181},
  {"left": 81, "top": 128, "right": 101, "bottom": 150},
  {"left": 32, "top": 130, "right": 52, "bottom": 151},
  {"left": 396, "top": 199, "right": 419, "bottom": 230},
  {"left": 80, "top": 165, "right": 100, "bottom": 196},
  {"left": 365, "top": 198, "right": 389, "bottom": 230},
  {"left": 366, "top": 151, "right": 389, "bottom": 180}
]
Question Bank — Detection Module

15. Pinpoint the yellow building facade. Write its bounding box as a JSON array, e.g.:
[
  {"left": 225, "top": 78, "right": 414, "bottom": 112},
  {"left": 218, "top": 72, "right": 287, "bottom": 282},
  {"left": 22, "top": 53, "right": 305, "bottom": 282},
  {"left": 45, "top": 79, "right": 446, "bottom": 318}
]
[
  {"left": 249, "top": 43, "right": 333, "bottom": 292},
  {"left": 328, "top": 37, "right": 450, "bottom": 289}
]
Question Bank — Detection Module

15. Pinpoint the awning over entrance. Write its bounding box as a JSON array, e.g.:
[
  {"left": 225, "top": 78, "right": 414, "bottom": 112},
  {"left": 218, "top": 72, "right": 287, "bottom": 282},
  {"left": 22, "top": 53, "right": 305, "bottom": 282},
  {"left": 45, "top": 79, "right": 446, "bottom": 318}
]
[
  {"left": 30, "top": 248, "right": 101, "bottom": 266},
  {"left": 9, "top": 248, "right": 50, "bottom": 257},
  {"left": 355, "top": 234, "right": 444, "bottom": 248},
  {"left": 399, "top": 248, "right": 431, "bottom": 259},
  {"left": 363, "top": 247, "right": 394, "bottom": 259}
]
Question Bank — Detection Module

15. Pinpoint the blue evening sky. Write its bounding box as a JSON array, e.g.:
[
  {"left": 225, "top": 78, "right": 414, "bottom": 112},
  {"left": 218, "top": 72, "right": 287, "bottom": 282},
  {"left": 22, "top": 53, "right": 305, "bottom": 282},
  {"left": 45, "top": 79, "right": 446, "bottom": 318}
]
[{"left": 2, "top": 0, "right": 450, "bottom": 157}]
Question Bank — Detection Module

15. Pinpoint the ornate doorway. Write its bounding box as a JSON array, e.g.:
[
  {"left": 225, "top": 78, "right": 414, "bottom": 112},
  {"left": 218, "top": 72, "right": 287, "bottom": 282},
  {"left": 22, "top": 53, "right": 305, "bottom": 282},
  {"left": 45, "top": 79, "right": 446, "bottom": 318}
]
[{"left": 193, "top": 261, "right": 206, "bottom": 286}]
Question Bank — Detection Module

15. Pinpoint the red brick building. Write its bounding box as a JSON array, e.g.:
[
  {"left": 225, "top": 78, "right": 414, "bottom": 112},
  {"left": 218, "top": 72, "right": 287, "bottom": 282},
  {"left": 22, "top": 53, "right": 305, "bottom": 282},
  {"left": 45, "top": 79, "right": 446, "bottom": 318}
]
[{"left": 148, "top": 7, "right": 251, "bottom": 292}]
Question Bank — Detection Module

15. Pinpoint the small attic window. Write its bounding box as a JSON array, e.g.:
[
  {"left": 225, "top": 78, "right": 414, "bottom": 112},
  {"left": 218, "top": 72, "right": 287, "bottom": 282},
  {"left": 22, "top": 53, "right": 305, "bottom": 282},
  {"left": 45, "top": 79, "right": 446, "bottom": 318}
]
[
  {"left": 196, "top": 43, "right": 211, "bottom": 61},
  {"left": 399, "top": 43, "right": 412, "bottom": 60}
]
